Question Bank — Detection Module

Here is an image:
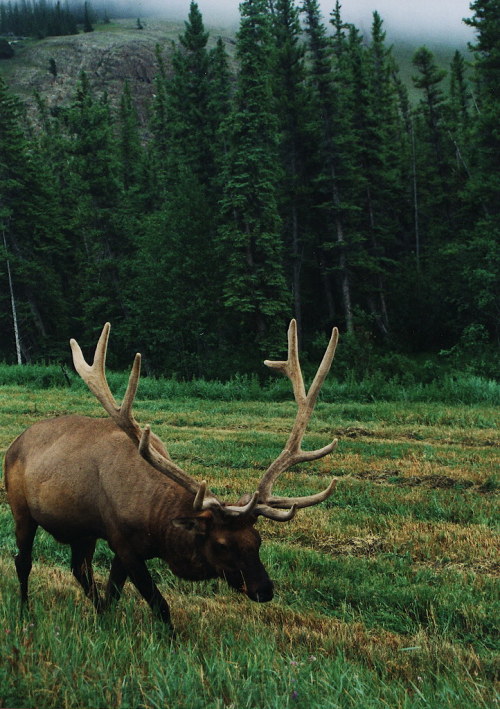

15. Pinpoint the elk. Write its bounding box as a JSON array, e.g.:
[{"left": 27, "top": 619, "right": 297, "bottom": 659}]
[{"left": 4, "top": 320, "right": 339, "bottom": 629}]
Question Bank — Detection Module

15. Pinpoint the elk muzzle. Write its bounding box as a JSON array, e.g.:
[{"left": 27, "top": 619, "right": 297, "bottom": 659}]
[{"left": 224, "top": 562, "right": 274, "bottom": 603}]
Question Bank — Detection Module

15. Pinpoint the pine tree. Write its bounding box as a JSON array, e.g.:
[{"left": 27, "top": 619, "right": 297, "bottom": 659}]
[
  {"left": 0, "top": 76, "right": 69, "bottom": 361},
  {"left": 301, "top": 0, "right": 354, "bottom": 332},
  {"left": 464, "top": 0, "right": 500, "bottom": 218},
  {"left": 64, "top": 73, "right": 127, "bottom": 343},
  {"left": 217, "top": 0, "right": 289, "bottom": 352},
  {"left": 166, "top": 2, "right": 213, "bottom": 185},
  {"left": 411, "top": 47, "right": 454, "bottom": 244},
  {"left": 270, "top": 0, "right": 315, "bottom": 337},
  {"left": 441, "top": 0, "right": 500, "bottom": 344}
]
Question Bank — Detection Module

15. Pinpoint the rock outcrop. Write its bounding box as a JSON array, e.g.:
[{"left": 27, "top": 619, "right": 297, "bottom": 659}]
[{"left": 0, "top": 19, "right": 233, "bottom": 125}]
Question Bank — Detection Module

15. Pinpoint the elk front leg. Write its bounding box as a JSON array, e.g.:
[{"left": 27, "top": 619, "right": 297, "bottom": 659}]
[
  {"left": 104, "top": 554, "right": 128, "bottom": 609},
  {"left": 70, "top": 539, "right": 103, "bottom": 612},
  {"left": 117, "top": 551, "right": 172, "bottom": 627}
]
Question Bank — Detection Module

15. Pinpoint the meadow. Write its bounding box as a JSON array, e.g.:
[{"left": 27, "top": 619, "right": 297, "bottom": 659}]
[{"left": 0, "top": 371, "right": 498, "bottom": 708}]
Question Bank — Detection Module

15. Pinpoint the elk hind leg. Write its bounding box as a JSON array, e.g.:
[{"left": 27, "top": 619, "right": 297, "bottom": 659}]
[
  {"left": 14, "top": 515, "right": 38, "bottom": 612},
  {"left": 70, "top": 538, "right": 103, "bottom": 612}
]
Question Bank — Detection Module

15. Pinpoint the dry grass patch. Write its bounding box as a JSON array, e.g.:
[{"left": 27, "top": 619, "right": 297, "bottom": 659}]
[{"left": 261, "top": 504, "right": 499, "bottom": 575}]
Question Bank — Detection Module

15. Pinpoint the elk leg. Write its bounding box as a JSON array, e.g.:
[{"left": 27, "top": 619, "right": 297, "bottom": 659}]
[
  {"left": 70, "top": 539, "right": 103, "bottom": 612},
  {"left": 104, "top": 554, "right": 128, "bottom": 608},
  {"left": 119, "top": 553, "right": 172, "bottom": 626},
  {"left": 14, "top": 516, "right": 38, "bottom": 610}
]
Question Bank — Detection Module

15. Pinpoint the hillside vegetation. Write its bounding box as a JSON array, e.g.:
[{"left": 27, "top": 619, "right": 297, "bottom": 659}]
[
  {"left": 0, "top": 17, "right": 465, "bottom": 114},
  {"left": 1, "top": 0, "right": 497, "bottom": 379},
  {"left": 0, "top": 380, "right": 498, "bottom": 707},
  {"left": 0, "top": 18, "right": 228, "bottom": 121}
]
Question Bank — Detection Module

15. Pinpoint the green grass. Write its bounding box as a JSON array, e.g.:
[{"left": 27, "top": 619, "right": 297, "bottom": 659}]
[
  {"left": 0, "top": 362, "right": 499, "bottom": 404},
  {"left": 0, "top": 379, "right": 498, "bottom": 708}
]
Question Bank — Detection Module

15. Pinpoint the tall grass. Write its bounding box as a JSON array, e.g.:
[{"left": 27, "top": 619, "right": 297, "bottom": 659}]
[
  {"left": 0, "top": 380, "right": 498, "bottom": 707},
  {"left": 1, "top": 577, "right": 494, "bottom": 709},
  {"left": 0, "top": 363, "right": 498, "bottom": 404}
]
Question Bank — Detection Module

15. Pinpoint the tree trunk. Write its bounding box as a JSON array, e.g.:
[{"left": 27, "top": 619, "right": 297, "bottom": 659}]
[
  {"left": 331, "top": 173, "right": 353, "bottom": 333},
  {"left": 2, "top": 229, "right": 22, "bottom": 364},
  {"left": 291, "top": 203, "right": 303, "bottom": 340}
]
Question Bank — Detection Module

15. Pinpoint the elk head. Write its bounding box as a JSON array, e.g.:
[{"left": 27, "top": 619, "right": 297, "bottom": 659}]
[{"left": 70, "top": 320, "right": 340, "bottom": 603}]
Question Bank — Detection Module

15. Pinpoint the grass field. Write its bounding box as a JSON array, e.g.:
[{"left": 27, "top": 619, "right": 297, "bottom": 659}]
[{"left": 0, "top": 378, "right": 498, "bottom": 708}]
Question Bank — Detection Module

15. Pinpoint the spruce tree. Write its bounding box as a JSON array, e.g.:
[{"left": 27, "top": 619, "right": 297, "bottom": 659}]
[
  {"left": 207, "top": 36, "right": 232, "bottom": 178},
  {"left": 218, "top": 0, "right": 289, "bottom": 353},
  {"left": 411, "top": 47, "right": 455, "bottom": 244},
  {"left": 149, "top": 45, "right": 170, "bottom": 199},
  {"left": 464, "top": 0, "right": 500, "bottom": 218},
  {"left": 449, "top": 50, "right": 470, "bottom": 134},
  {"left": 0, "top": 76, "right": 69, "bottom": 360},
  {"left": 302, "top": 0, "right": 354, "bottom": 332},
  {"left": 118, "top": 81, "right": 144, "bottom": 196},
  {"left": 270, "top": 0, "right": 315, "bottom": 337},
  {"left": 64, "top": 73, "right": 127, "bottom": 344},
  {"left": 165, "top": 2, "right": 226, "bottom": 190},
  {"left": 442, "top": 0, "right": 500, "bottom": 344},
  {"left": 360, "top": 12, "right": 407, "bottom": 337},
  {"left": 130, "top": 5, "right": 234, "bottom": 376}
]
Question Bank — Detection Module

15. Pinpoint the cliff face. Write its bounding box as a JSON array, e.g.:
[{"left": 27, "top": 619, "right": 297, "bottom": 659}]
[{"left": 0, "top": 19, "right": 231, "bottom": 125}]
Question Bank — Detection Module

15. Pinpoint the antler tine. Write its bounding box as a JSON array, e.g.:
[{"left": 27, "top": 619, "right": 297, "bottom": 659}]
[
  {"left": 259, "top": 478, "right": 338, "bottom": 510},
  {"left": 140, "top": 427, "right": 261, "bottom": 515},
  {"left": 264, "top": 319, "right": 306, "bottom": 405},
  {"left": 72, "top": 324, "right": 306, "bottom": 521},
  {"left": 257, "top": 321, "right": 339, "bottom": 510},
  {"left": 71, "top": 326, "right": 218, "bottom": 510},
  {"left": 254, "top": 504, "right": 297, "bottom": 522},
  {"left": 223, "top": 491, "right": 260, "bottom": 517},
  {"left": 306, "top": 325, "right": 339, "bottom": 412},
  {"left": 70, "top": 323, "right": 142, "bottom": 443}
]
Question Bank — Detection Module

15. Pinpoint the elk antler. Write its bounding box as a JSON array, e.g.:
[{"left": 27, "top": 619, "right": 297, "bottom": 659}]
[
  {"left": 70, "top": 323, "right": 142, "bottom": 444},
  {"left": 253, "top": 319, "right": 339, "bottom": 520},
  {"left": 70, "top": 324, "right": 257, "bottom": 516},
  {"left": 71, "top": 322, "right": 339, "bottom": 523}
]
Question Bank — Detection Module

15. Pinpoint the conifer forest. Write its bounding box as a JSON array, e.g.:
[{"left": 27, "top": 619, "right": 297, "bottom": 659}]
[{"left": 0, "top": 0, "right": 498, "bottom": 380}]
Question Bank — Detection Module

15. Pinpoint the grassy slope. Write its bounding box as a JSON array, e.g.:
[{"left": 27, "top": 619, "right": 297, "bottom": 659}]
[
  {"left": 0, "top": 382, "right": 498, "bottom": 708},
  {"left": 0, "top": 19, "right": 469, "bottom": 106}
]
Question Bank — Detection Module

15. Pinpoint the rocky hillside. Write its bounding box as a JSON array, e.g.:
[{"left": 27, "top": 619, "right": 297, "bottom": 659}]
[
  {"left": 0, "top": 19, "right": 235, "bottom": 124},
  {"left": 0, "top": 18, "right": 466, "bottom": 125}
]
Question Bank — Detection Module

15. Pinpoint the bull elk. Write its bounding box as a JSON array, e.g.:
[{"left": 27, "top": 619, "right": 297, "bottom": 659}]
[{"left": 4, "top": 320, "right": 339, "bottom": 629}]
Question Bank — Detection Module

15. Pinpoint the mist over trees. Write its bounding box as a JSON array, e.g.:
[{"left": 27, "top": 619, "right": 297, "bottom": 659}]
[{"left": 0, "top": 0, "right": 498, "bottom": 379}]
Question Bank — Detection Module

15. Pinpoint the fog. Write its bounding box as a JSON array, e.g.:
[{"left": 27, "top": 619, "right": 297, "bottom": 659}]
[
  {"left": 130, "top": 0, "right": 475, "bottom": 43},
  {"left": 338, "top": 0, "right": 474, "bottom": 44}
]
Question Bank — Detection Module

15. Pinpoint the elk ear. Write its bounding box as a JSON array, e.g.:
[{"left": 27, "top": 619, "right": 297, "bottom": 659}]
[{"left": 172, "top": 515, "right": 211, "bottom": 536}]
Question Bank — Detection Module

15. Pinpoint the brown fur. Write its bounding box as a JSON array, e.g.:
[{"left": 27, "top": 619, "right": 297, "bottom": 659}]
[{"left": 4, "top": 415, "right": 273, "bottom": 627}]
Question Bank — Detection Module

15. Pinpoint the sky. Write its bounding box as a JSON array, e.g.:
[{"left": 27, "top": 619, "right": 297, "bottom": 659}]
[{"left": 134, "top": 0, "right": 475, "bottom": 44}]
